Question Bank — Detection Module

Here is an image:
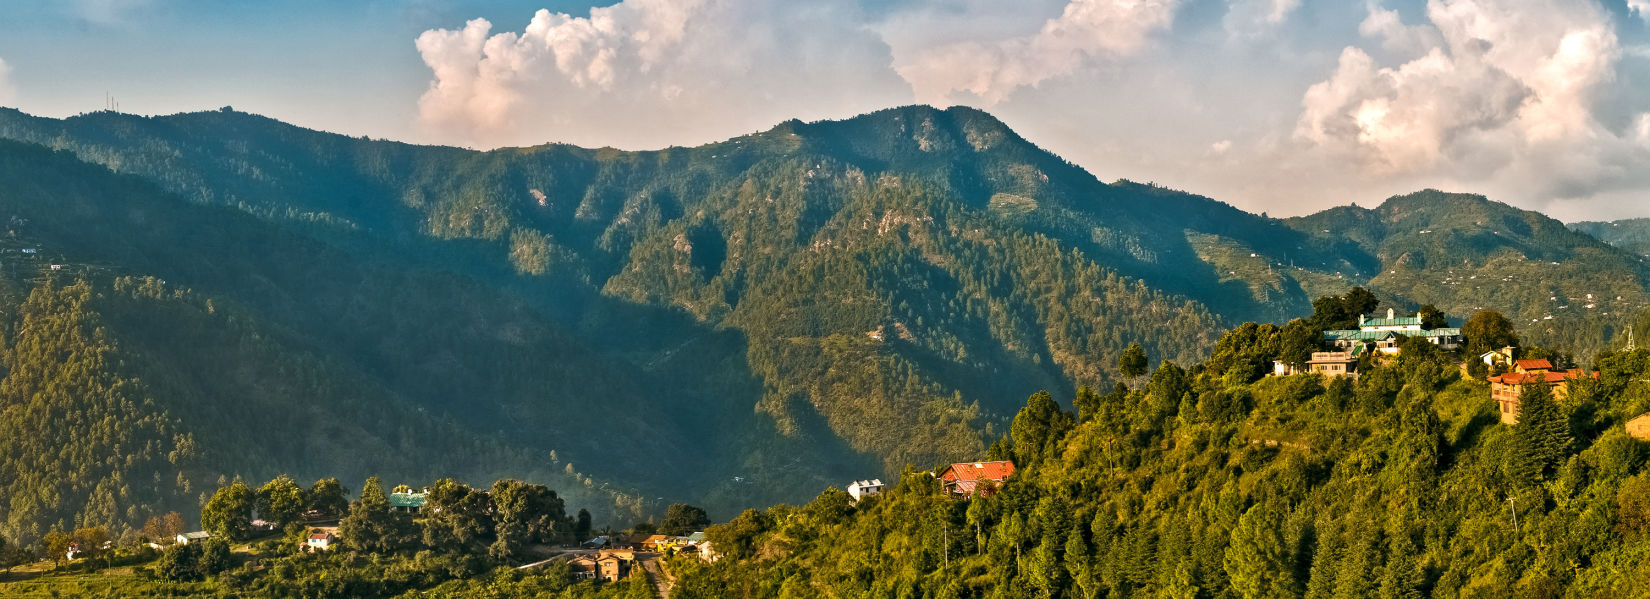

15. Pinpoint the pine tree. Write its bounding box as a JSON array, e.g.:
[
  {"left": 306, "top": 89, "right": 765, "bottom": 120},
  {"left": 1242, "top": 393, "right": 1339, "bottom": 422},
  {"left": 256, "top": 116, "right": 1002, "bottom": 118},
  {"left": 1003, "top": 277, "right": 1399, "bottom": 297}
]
[
  {"left": 1226, "top": 503, "right": 1298, "bottom": 599},
  {"left": 1514, "top": 381, "right": 1571, "bottom": 478}
]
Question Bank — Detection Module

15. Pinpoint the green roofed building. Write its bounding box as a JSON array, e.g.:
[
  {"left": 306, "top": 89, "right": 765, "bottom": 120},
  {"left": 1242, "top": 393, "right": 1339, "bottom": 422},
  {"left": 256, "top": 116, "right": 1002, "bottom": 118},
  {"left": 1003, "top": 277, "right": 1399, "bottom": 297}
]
[
  {"left": 389, "top": 490, "right": 427, "bottom": 514},
  {"left": 1323, "top": 308, "right": 1462, "bottom": 355}
]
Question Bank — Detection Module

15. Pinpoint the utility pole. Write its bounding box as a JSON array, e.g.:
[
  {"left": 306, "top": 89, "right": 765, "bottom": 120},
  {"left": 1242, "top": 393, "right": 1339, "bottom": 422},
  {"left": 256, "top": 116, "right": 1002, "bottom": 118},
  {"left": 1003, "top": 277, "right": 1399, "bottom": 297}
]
[
  {"left": 1507, "top": 496, "right": 1520, "bottom": 535},
  {"left": 942, "top": 525, "right": 948, "bottom": 573}
]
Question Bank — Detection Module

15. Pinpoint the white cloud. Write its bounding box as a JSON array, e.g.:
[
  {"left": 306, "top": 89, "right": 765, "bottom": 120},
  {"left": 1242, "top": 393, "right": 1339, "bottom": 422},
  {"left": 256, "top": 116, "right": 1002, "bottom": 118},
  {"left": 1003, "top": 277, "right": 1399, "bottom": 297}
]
[
  {"left": 893, "top": 0, "right": 1183, "bottom": 104},
  {"left": 1358, "top": 1, "right": 1443, "bottom": 55},
  {"left": 415, "top": 0, "right": 910, "bottom": 149},
  {"left": 0, "top": 58, "right": 13, "bottom": 106},
  {"left": 1293, "top": 0, "right": 1648, "bottom": 205}
]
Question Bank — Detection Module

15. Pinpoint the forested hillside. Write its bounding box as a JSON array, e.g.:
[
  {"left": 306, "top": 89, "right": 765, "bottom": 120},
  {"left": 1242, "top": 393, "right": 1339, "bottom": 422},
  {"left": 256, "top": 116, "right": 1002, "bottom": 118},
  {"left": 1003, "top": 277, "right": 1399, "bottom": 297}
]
[
  {"left": 677, "top": 325, "right": 1650, "bottom": 598},
  {"left": 1572, "top": 218, "right": 1650, "bottom": 258},
  {"left": 0, "top": 105, "right": 1646, "bottom": 552},
  {"left": 1284, "top": 191, "right": 1650, "bottom": 353}
]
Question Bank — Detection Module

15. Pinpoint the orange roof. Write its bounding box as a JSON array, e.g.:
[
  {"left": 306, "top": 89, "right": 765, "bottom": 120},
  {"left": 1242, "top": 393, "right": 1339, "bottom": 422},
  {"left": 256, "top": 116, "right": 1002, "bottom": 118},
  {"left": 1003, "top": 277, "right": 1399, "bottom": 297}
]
[
  {"left": 1489, "top": 369, "right": 1595, "bottom": 386},
  {"left": 1515, "top": 359, "right": 1553, "bottom": 370},
  {"left": 308, "top": 533, "right": 331, "bottom": 540},
  {"left": 940, "top": 461, "right": 1016, "bottom": 483}
]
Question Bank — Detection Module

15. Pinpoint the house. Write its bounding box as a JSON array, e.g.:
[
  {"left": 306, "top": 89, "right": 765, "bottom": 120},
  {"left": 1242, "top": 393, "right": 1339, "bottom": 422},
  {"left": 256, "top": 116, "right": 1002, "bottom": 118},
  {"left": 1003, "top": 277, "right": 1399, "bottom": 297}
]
[
  {"left": 250, "top": 519, "right": 276, "bottom": 532},
  {"left": 846, "top": 479, "right": 884, "bottom": 501},
  {"left": 596, "top": 550, "right": 635, "bottom": 582},
  {"left": 685, "top": 532, "right": 706, "bottom": 546},
  {"left": 66, "top": 542, "right": 81, "bottom": 561},
  {"left": 1323, "top": 309, "right": 1463, "bottom": 355},
  {"left": 568, "top": 554, "right": 600, "bottom": 580},
  {"left": 938, "top": 461, "right": 1016, "bottom": 498},
  {"left": 389, "top": 490, "right": 427, "bottom": 514},
  {"left": 176, "top": 531, "right": 210, "bottom": 545},
  {"left": 1487, "top": 359, "right": 1597, "bottom": 424},
  {"left": 581, "top": 535, "right": 611, "bottom": 549},
  {"left": 1307, "top": 350, "right": 1359, "bottom": 377},
  {"left": 305, "top": 532, "right": 336, "bottom": 552},
  {"left": 1479, "top": 346, "right": 1517, "bottom": 369},
  {"left": 639, "top": 534, "right": 671, "bottom": 552},
  {"left": 1627, "top": 412, "right": 1650, "bottom": 441}
]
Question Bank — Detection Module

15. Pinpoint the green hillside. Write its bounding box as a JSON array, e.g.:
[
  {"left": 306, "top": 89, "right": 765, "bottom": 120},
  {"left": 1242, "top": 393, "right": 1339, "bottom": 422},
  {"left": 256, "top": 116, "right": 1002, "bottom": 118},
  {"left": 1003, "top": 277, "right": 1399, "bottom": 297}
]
[
  {"left": 0, "top": 106, "right": 1647, "bottom": 554},
  {"left": 1285, "top": 191, "right": 1650, "bottom": 354},
  {"left": 1572, "top": 218, "right": 1650, "bottom": 258},
  {"left": 675, "top": 328, "right": 1650, "bottom": 598}
]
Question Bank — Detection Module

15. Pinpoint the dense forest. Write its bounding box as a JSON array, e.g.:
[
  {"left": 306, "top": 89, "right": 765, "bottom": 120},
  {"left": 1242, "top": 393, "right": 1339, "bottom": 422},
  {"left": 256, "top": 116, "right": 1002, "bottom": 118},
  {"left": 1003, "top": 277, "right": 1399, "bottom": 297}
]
[
  {"left": 0, "top": 104, "right": 1647, "bottom": 560},
  {"left": 1572, "top": 218, "right": 1650, "bottom": 258},
  {"left": 675, "top": 317, "right": 1650, "bottom": 599}
]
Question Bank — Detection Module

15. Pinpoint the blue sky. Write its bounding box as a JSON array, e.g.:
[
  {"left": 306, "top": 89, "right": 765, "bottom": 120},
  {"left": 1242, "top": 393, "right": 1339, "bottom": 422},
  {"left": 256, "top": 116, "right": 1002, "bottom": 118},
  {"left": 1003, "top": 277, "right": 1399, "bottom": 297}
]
[{"left": 2, "top": 0, "right": 1649, "bottom": 220}]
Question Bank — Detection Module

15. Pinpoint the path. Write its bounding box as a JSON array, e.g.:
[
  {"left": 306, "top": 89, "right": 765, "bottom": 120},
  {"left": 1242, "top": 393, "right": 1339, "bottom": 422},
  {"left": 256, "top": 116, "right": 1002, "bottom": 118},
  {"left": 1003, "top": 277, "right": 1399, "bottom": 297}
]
[{"left": 640, "top": 553, "right": 674, "bottom": 599}]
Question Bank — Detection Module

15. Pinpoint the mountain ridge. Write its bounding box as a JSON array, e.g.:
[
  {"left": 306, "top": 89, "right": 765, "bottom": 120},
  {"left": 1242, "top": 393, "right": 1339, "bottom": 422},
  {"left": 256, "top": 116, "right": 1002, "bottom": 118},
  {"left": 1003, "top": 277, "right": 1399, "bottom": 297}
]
[{"left": 0, "top": 104, "right": 1645, "bottom": 546}]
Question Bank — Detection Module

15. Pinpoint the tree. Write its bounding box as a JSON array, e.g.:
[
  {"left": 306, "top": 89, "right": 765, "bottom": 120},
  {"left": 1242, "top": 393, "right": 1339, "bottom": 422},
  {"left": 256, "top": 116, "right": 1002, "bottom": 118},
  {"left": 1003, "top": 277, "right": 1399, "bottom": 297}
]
[
  {"left": 42, "top": 529, "right": 71, "bottom": 567},
  {"left": 257, "top": 474, "right": 308, "bottom": 528},
  {"left": 202, "top": 481, "right": 256, "bottom": 541},
  {"left": 1065, "top": 527, "right": 1101, "bottom": 599},
  {"left": 661, "top": 504, "right": 712, "bottom": 536},
  {"left": 421, "top": 478, "right": 492, "bottom": 549},
  {"left": 340, "top": 476, "right": 410, "bottom": 553},
  {"left": 1418, "top": 304, "right": 1447, "bottom": 329},
  {"left": 1118, "top": 343, "right": 1149, "bottom": 379},
  {"left": 575, "top": 509, "right": 593, "bottom": 542},
  {"left": 198, "top": 538, "right": 232, "bottom": 576},
  {"left": 1463, "top": 310, "right": 1519, "bottom": 356},
  {"left": 156, "top": 542, "right": 201, "bottom": 581},
  {"left": 491, "top": 479, "right": 565, "bottom": 546},
  {"left": 143, "top": 511, "right": 186, "bottom": 544},
  {"left": 1225, "top": 503, "right": 1297, "bottom": 599},
  {"left": 1011, "top": 391, "right": 1074, "bottom": 466},
  {"left": 1514, "top": 381, "right": 1571, "bottom": 479},
  {"left": 308, "top": 478, "right": 349, "bottom": 519},
  {"left": 70, "top": 526, "right": 110, "bottom": 561}
]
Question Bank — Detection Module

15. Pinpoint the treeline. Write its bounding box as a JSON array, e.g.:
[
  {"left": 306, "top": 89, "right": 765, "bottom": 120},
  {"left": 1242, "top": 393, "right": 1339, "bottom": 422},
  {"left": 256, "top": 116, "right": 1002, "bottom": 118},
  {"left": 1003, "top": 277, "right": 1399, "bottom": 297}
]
[{"left": 674, "top": 315, "right": 1650, "bottom": 597}]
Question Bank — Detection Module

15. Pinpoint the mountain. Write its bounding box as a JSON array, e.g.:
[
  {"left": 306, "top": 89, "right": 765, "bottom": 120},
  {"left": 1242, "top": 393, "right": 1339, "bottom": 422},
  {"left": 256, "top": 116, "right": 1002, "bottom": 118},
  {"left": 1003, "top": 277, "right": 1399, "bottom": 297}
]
[
  {"left": 1283, "top": 190, "right": 1650, "bottom": 353},
  {"left": 0, "top": 105, "right": 1645, "bottom": 548},
  {"left": 1572, "top": 218, "right": 1650, "bottom": 257}
]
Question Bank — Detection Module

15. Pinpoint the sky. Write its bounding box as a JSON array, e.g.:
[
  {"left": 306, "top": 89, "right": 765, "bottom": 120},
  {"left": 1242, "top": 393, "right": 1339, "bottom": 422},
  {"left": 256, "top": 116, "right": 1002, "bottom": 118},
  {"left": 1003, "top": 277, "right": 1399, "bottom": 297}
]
[{"left": 2, "top": 0, "right": 1649, "bottom": 221}]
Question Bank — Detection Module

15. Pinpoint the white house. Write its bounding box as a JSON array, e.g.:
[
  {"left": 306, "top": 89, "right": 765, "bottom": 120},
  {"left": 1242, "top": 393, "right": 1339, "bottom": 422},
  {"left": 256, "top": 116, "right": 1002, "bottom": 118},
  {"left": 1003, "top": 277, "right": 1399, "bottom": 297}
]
[
  {"left": 306, "top": 532, "right": 336, "bottom": 552},
  {"left": 847, "top": 479, "right": 884, "bottom": 501},
  {"left": 176, "top": 531, "right": 210, "bottom": 545}
]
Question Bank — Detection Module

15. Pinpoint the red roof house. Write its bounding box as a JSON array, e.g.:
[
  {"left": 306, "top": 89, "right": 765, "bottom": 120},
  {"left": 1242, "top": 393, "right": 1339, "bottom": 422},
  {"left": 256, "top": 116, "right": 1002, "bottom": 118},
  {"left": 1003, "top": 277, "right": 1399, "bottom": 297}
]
[
  {"left": 938, "top": 461, "right": 1016, "bottom": 498},
  {"left": 1488, "top": 366, "right": 1596, "bottom": 425}
]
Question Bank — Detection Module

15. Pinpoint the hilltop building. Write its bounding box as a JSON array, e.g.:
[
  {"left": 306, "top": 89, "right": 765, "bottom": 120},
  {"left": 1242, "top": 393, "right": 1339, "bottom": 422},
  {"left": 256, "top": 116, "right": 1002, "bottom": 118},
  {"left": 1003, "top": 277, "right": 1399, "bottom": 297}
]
[
  {"left": 389, "top": 490, "right": 427, "bottom": 514},
  {"left": 938, "top": 461, "right": 1015, "bottom": 499},
  {"left": 1323, "top": 309, "right": 1462, "bottom": 355},
  {"left": 1488, "top": 359, "right": 1595, "bottom": 424},
  {"left": 846, "top": 479, "right": 884, "bottom": 501}
]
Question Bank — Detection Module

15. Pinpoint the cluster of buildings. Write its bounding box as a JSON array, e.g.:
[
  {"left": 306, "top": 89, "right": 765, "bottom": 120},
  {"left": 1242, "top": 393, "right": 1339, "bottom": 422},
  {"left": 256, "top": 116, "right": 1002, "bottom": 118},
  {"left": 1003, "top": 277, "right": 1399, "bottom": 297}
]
[
  {"left": 1275, "top": 309, "right": 1463, "bottom": 378},
  {"left": 568, "top": 550, "right": 637, "bottom": 582},
  {"left": 843, "top": 460, "right": 1017, "bottom": 504},
  {"left": 1265, "top": 308, "right": 1606, "bottom": 429}
]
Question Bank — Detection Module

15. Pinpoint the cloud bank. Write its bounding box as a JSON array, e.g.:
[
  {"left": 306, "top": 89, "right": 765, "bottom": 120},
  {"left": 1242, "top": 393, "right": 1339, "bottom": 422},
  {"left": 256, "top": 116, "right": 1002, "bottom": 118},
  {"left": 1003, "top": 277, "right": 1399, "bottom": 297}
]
[
  {"left": 1293, "top": 0, "right": 1649, "bottom": 210},
  {"left": 414, "top": 0, "right": 910, "bottom": 149},
  {"left": 413, "top": 0, "right": 1650, "bottom": 219}
]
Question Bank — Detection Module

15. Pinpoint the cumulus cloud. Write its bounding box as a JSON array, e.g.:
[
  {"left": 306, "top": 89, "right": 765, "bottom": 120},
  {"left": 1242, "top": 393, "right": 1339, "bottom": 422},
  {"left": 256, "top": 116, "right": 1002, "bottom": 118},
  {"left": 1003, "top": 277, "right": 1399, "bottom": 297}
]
[
  {"left": 0, "top": 58, "right": 13, "bottom": 106},
  {"left": 1631, "top": 0, "right": 1650, "bottom": 23},
  {"left": 415, "top": 0, "right": 911, "bottom": 149},
  {"left": 893, "top": 0, "right": 1183, "bottom": 104},
  {"left": 1293, "top": 0, "right": 1649, "bottom": 207}
]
